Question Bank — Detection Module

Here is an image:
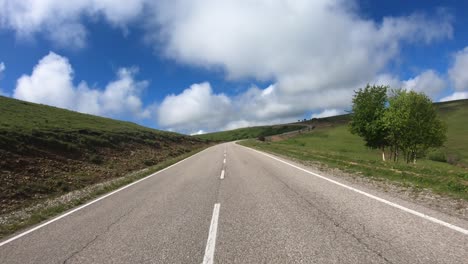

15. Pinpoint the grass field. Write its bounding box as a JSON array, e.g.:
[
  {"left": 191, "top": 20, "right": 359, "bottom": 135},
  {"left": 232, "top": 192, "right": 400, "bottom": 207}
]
[
  {"left": 435, "top": 100, "right": 468, "bottom": 165},
  {"left": 0, "top": 96, "right": 210, "bottom": 214},
  {"left": 196, "top": 125, "right": 306, "bottom": 141},
  {"left": 241, "top": 99, "right": 468, "bottom": 200}
]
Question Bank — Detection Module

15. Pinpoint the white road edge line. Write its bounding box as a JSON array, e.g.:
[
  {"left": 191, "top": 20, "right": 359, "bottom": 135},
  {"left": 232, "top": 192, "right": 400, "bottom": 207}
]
[
  {"left": 223, "top": 158, "right": 226, "bottom": 164},
  {"left": 0, "top": 147, "right": 212, "bottom": 247},
  {"left": 202, "top": 203, "right": 220, "bottom": 264},
  {"left": 242, "top": 145, "right": 468, "bottom": 235},
  {"left": 220, "top": 170, "right": 225, "bottom": 180}
]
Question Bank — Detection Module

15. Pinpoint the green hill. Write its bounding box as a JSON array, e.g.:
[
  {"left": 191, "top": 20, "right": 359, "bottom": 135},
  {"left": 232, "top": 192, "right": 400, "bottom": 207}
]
[
  {"left": 241, "top": 99, "right": 468, "bottom": 199},
  {"left": 0, "top": 96, "right": 209, "bottom": 214},
  {"left": 196, "top": 125, "right": 307, "bottom": 141},
  {"left": 435, "top": 99, "right": 468, "bottom": 166}
]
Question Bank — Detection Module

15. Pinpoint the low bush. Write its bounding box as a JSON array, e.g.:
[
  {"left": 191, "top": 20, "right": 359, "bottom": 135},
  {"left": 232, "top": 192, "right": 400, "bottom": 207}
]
[{"left": 426, "top": 149, "right": 447, "bottom": 163}]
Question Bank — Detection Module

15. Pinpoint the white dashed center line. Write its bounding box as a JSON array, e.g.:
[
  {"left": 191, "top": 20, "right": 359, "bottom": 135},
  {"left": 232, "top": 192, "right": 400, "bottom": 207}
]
[{"left": 202, "top": 203, "right": 221, "bottom": 264}]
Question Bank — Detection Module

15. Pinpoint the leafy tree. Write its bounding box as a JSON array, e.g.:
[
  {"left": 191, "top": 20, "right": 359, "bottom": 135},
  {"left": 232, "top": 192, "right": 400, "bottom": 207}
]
[
  {"left": 384, "top": 90, "right": 446, "bottom": 163},
  {"left": 349, "top": 84, "right": 389, "bottom": 161},
  {"left": 382, "top": 89, "right": 406, "bottom": 161}
]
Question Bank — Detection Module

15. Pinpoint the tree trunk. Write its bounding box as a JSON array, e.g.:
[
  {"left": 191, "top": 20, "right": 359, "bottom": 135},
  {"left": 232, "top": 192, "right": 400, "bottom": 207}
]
[{"left": 381, "top": 147, "right": 386, "bottom": 161}]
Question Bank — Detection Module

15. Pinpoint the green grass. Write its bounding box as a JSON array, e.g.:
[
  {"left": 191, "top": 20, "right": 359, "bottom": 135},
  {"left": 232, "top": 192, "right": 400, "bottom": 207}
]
[
  {"left": 0, "top": 96, "right": 210, "bottom": 214},
  {"left": 0, "top": 96, "right": 199, "bottom": 152},
  {"left": 435, "top": 100, "right": 468, "bottom": 165},
  {"left": 240, "top": 99, "right": 468, "bottom": 200},
  {"left": 196, "top": 125, "right": 306, "bottom": 141}
]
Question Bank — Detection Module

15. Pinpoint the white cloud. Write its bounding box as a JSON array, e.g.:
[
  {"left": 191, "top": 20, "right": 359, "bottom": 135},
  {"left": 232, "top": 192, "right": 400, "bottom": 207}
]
[
  {"left": 402, "top": 70, "right": 446, "bottom": 97},
  {"left": 448, "top": 47, "right": 468, "bottom": 91},
  {"left": 157, "top": 82, "right": 351, "bottom": 133},
  {"left": 367, "top": 70, "right": 446, "bottom": 99},
  {"left": 14, "top": 53, "right": 76, "bottom": 108},
  {"left": 0, "top": 61, "right": 6, "bottom": 96},
  {"left": 190, "top": 130, "right": 205, "bottom": 136},
  {"left": 371, "top": 74, "right": 402, "bottom": 88},
  {"left": 440, "top": 91, "right": 468, "bottom": 102},
  {"left": 157, "top": 82, "right": 232, "bottom": 132},
  {"left": 13, "top": 52, "right": 151, "bottom": 119},
  {"left": 0, "top": 0, "right": 147, "bottom": 48},
  {"left": 149, "top": 0, "right": 452, "bottom": 132},
  {"left": 439, "top": 46, "right": 468, "bottom": 103},
  {"left": 159, "top": 70, "right": 448, "bottom": 133},
  {"left": 0, "top": 1, "right": 456, "bottom": 132},
  {"left": 151, "top": 0, "right": 451, "bottom": 95},
  {"left": 311, "top": 109, "right": 343, "bottom": 119}
]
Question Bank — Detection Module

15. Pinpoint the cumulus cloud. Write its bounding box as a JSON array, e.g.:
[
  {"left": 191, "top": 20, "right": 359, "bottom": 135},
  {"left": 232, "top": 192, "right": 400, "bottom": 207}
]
[
  {"left": 402, "top": 70, "right": 446, "bottom": 97},
  {"left": 13, "top": 52, "right": 151, "bottom": 119},
  {"left": 190, "top": 130, "right": 205, "bottom": 136},
  {"left": 0, "top": 61, "right": 7, "bottom": 96},
  {"left": 151, "top": 0, "right": 451, "bottom": 94},
  {"left": 439, "top": 46, "right": 468, "bottom": 103},
  {"left": 150, "top": 0, "right": 452, "bottom": 132},
  {"left": 440, "top": 91, "right": 468, "bottom": 102},
  {"left": 0, "top": 0, "right": 147, "bottom": 48},
  {"left": 448, "top": 47, "right": 468, "bottom": 91},
  {"left": 157, "top": 82, "right": 352, "bottom": 133},
  {"left": 311, "top": 109, "right": 344, "bottom": 119},
  {"left": 157, "top": 82, "right": 232, "bottom": 132},
  {"left": 158, "top": 70, "right": 447, "bottom": 133},
  {"left": 367, "top": 70, "right": 446, "bottom": 99},
  {"left": 0, "top": 1, "right": 456, "bottom": 132}
]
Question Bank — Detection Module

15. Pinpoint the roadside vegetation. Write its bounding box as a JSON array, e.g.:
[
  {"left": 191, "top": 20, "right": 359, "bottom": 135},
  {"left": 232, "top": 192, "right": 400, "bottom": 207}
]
[
  {"left": 350, "top": 85, "right": 446, "bottom": 163},
  {"left": 0, "top": 96, "right": 211, "bottom": 216},
  {"left": 240, "top": 96, "right": 468, "bottom": 200},
  {"left": 195, "top": 125, "right": 306, "bottom": 141}
]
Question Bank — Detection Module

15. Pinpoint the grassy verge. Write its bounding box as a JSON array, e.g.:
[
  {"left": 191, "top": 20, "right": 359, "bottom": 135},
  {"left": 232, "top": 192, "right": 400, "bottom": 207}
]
[
  {"left": 0, "top": 146, "right": 210, "bottom": 240},
  {"left": 240, "top": 126, "right": 468, "bottom": 200}
]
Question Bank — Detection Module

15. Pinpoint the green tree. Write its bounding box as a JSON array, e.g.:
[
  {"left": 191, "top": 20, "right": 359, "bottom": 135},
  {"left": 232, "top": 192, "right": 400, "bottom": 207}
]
[
  {"left": 384, "top": 90, "right": 446, "bottom": 163},
  {"left": 349, "top": 84, "right": 389, "bottom": 161}
]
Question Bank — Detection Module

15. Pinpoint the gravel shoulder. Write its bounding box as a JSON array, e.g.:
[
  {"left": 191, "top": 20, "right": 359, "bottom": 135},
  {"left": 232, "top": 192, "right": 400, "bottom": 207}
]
[{"left": 247, "top": 146, "right": 468, "bottom": 221}]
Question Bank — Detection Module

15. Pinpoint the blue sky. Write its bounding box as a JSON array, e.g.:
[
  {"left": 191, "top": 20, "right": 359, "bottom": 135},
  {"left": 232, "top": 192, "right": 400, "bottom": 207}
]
[{"left": 0, "top": 0, "right": 467, "bottom": 134}]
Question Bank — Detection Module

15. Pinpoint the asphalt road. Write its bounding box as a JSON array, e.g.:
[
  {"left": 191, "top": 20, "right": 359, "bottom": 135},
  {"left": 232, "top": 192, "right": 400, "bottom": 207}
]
[{"left": 1, "top": 142, "right": 467, "bottom": 263}]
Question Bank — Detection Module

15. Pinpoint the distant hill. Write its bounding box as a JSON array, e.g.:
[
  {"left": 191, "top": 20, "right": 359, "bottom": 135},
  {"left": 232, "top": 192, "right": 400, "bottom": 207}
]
[
  {"left": 433, "top": 99, "right": 468, "bottom": 166},
  {"left": 252, "top": 99, "right": 468, "bottom": 167},
  {"left": 0, "top": 96, "right": 209, "bottom": 214},
  {"left": 199, "top": 99, "right": 468, "bottom": 164},
  {"left": 195, "top": 125, "right": 307, "bottom": 141}
]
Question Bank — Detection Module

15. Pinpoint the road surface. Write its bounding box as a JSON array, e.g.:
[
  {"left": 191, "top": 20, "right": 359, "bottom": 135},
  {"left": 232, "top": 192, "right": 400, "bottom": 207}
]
[{"left": 1, "top": 142, "right": 467, "bottom": 263}]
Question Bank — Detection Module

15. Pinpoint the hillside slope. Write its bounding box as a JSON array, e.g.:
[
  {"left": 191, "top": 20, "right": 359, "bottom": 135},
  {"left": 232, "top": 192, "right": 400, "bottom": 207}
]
[
  {"left": 0, "top": 96, "right": 209, "bottom": 214},
  {"left": 196, "top": 125, "right": 307, "bottom": 141},
  {"left": 292, "top": 99, "right": 468, "bottom": 166},
  {"left": 435, "top": 99, "right": 468, "bottom": 165}
]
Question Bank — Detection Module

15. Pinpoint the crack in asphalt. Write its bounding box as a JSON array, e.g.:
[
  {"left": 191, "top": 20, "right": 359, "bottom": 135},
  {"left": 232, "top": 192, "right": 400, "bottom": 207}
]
[
  {"left": 62, "top": 207, "right": 137, "bottom": 264},
  {"left": 263, "top": 164, "right": 395, "bottom": 264}
]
